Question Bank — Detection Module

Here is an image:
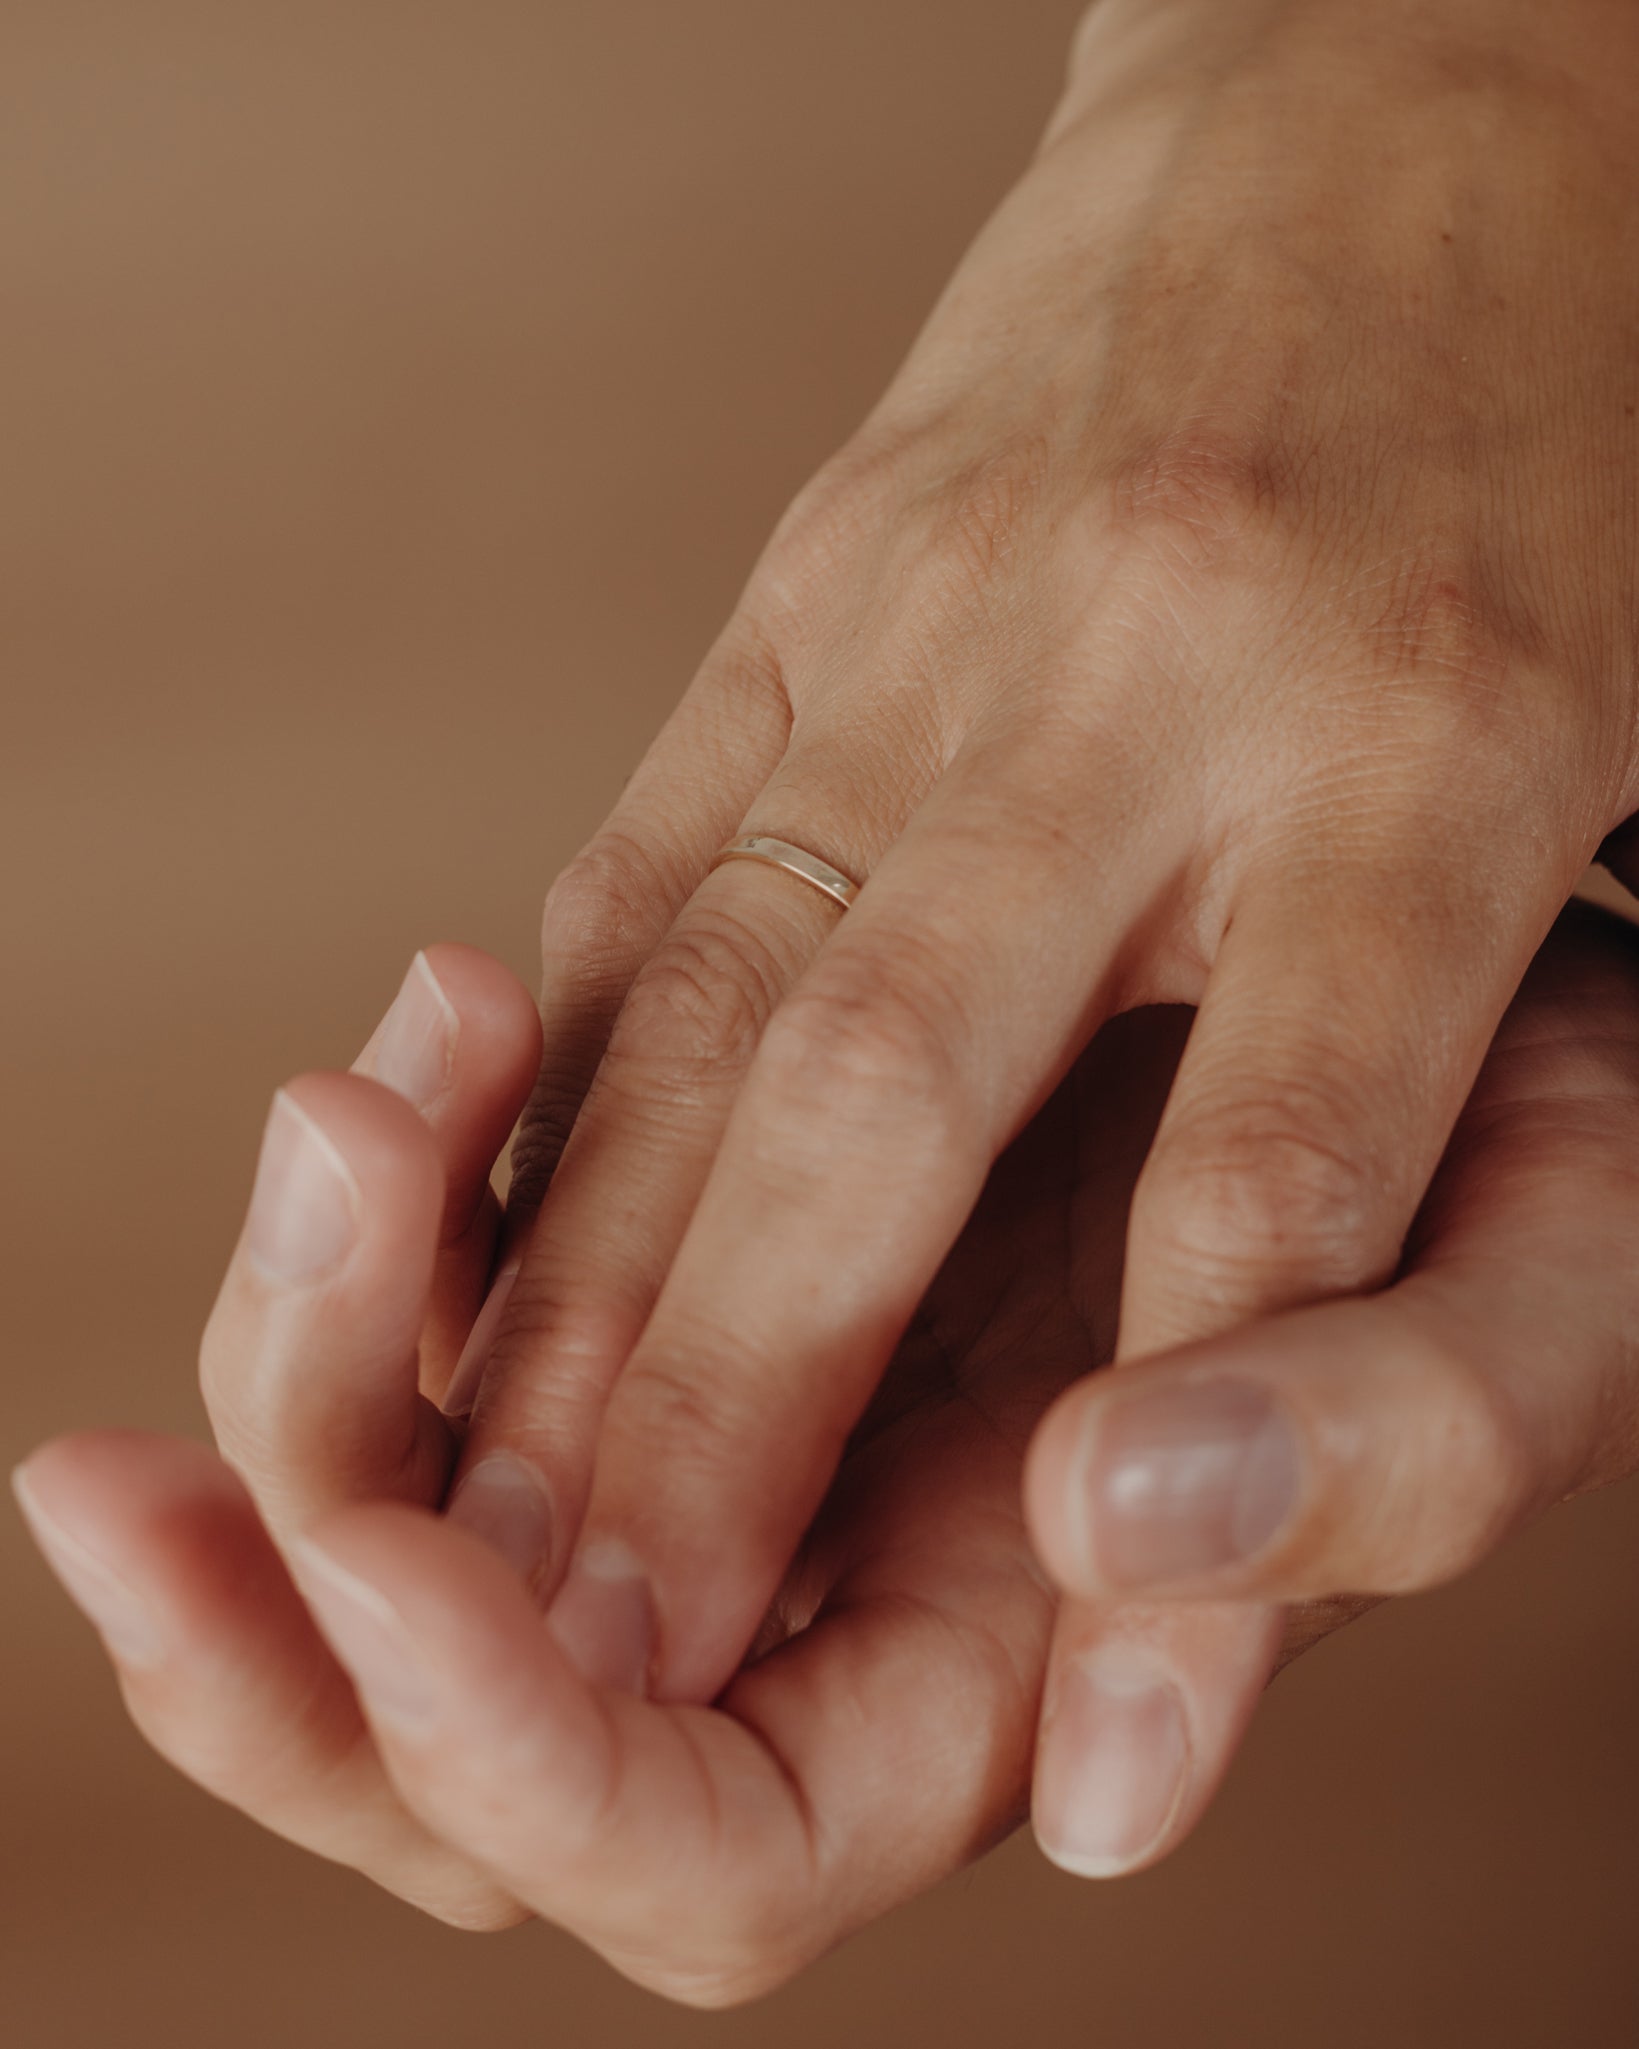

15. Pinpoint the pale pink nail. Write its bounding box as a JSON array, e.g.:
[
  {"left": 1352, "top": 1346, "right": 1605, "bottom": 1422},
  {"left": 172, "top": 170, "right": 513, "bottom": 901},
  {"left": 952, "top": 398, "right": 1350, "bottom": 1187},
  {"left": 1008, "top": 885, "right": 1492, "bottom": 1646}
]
[
  {"left": 441, "top": 1264, "right": 520, "bottom": 1420},
  {"left": 371, "top": 952, "right": 458, "bottom": 1110},
  {"left": 446, "top": 1451, "right": 555, "bottom": 1592},
  {"left": 1034, "top": 1651, "right": 1191, "bottom": 1877},
  {"left": 1076, "top": 1379, "right": 1302, "bottom": 1591},
  {"left": 547, "top": 1539, "right": 654, "bottom": 1695},
  {"left": 12, "top": 1467, "right": 165, "bottom": 1668},
  {"left": 244, "top": 1091, "right": 360, "bottom": 1284}
]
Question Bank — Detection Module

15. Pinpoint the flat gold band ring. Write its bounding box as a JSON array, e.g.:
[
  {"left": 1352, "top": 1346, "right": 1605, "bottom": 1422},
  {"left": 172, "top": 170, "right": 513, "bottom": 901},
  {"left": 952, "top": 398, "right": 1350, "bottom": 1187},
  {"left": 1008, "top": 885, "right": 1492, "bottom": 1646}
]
[{"left": 710, "top": 834, "right": 861, "bottom": 911}]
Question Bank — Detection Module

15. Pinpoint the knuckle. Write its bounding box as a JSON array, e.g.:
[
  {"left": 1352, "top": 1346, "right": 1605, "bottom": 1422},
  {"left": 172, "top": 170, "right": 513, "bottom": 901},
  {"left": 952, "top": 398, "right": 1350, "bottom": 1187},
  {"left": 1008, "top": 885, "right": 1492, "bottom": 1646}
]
[
  {"left": 1138, "top": 1092, "right": 1388, "bottom": 1299},
  {"left": 507, "top": 1054, "right": 592, "bottom": 1214},
  {"left": 759, "top": 941, "right": 965, "bottom": 1133},
  {"left": 484, "top": 1283, "right": 635, "bottom": 1426},
  {"left": 1360, "top": 550, "right": 1514, "bottom": 693},
  {"left": 608, "top": 907, "right": 786, "bottom": 1079},
  {"left": 682, "top": 607, "right": 797, "bottom": 756},
  {"left": 832, "top": 438, "right": 1060, "bottom": 686},
  {"left": 197, "top": 1312, "right": 267, "bottom": 1461},
  {"left": 1341, "top": 544, "right": 1545, "bottom": 764},
  {"left": 757, "top": 427, "right": 1058, "bottom": 676},
  {"left": 1102, "top": 423, "right": 1289, "bottom": 580},
  {"left": 645, "top": 1897, "right": 810, "bottom": 2008},
  {"left": 418, "top": 1891, "right": 530, "bottom": 1935},
  {"left": 611, "top": 1345, "right": 768, "bottom": 1486},
  {"left": 918, "top": 435, "right": 1054, "bottom": 601},
  {"left": 1373, "top": 1324, "right": 1535, "bottom": 1589},
  {"left": 755, "top": 435, "right": 907, "bottom": 618},
  {"left": 640, "top": 1948, "right": 802, "bottom": 2011},
  {"left": 196, "top": 1307, "right": 230, "bottom": 1415},
  {"left": 539, "top": 829, "right": 675, "bottom": 976}
]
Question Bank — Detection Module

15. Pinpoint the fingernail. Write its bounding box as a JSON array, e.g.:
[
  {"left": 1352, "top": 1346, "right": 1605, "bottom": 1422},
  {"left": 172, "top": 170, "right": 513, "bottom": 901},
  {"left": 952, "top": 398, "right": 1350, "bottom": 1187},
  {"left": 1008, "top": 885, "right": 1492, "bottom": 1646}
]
[
  {"left": 1034, "top": 1651, "right": 1191, "bottom": 1877},
  {"left": 1077, "top": 1379, "right": 1301, "bottom": 1589},
  {"left": 441, "top": 1264, "right": 520, "bottom": 1420},
  {"left": 547, "top": 1539, "right": 654, "bottom": 1695},
  {"left": 244, "top": 1091, "right": 360, "bottom": 1284},
  {"left": 446, "top": 1451, "right": 554, "bottom": 1593},
  {"left": 372, "top": 952, "right": 458, "bottom": 1110},
  {"left": 290, "top": 1539, "right": 441, "bottom": 1731},
  {"left": 11, "top": 1467, "right": 165, "bottom": 1668}
]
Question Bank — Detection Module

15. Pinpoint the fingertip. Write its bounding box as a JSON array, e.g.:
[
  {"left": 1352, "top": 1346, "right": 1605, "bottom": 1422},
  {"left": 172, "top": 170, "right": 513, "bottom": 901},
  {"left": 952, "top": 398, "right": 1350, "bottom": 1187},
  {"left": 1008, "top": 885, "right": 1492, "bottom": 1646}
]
[
  {"left": 282, "top": 1065, "right": 445, "bottom": 1158},
  {"left": 13, "top": 1449, "right": 171, "bottom": 1668},
  {"left": 297, "top": 1498, "right": 539, "bottom": 1631},
  {"left": 307, "top": 1493, "right": 594, "bottom": 1632},
  {"left": 293, "top": 1500, "right": 611, "bottom": 1756},
  {"left": 417, "top": 943, "right": 543, "bottom": 1072},
  {"left": 14, "top": 1428, "right": 116, "bottom": 1503},
  {"left": 13, "top": 1433, "right": 273, "bottom": 1672},
  {"left": 235, "top": 1073, "right": 443, "bottom": 1298},
  {"left": 1032, "top": 1604, "right": 1282, "bottom": 1884},
  {"left": 375, "top": 942, "right": 542, "bottom": 1149},
  {"left": 357, "top": 943, "right": 536, "bottom": 1112},
  {"left": 12, "top": 1435, "right": 86, "bottom": 1545},
  {"left": 394, "top": 946, "right": 542, "bottom": 1240},
  {"left": 1025, "top": 1367, "right": 1307, "bottom": 1602},
  {"left": 276, "top": 1070, "right": 445, "bottom": 1232},
  {"left": 1021, "top": 1380, "right": 1096, "bottom": 1597},
  {"left": 205, "top": 1073, "right": 452, "bottom": 1522},
  {"left": 1032, "top": 1648, "right": 1193, "bottom": 1880},
  {"left": 14, "top": 1430, "right": 242, "bottom": 1533}
]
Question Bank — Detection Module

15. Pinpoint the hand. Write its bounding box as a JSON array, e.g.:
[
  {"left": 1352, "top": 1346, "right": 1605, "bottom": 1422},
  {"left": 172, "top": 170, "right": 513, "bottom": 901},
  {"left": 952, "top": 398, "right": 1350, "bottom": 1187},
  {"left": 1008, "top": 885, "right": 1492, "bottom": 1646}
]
[
  {"left": 17, "top": 903, "right": 1639, "bottom": 1997},
  {"left": 441, "top": 0, "right": 1639, "bottom": 1755},
  {"left": 12, "top": 943, "right": 1169, "bottom": 1993},
  {"left": 1025, "top": 888, "right": 1639, "bottom": 1871}
]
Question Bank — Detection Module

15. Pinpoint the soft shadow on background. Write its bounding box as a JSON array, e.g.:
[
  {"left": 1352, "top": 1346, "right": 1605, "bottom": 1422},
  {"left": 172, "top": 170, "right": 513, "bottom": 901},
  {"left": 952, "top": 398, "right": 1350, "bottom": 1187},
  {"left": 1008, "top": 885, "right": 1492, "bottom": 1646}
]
[{"left": 4, "top": 5, "right": 1638, "bottom": 2044}]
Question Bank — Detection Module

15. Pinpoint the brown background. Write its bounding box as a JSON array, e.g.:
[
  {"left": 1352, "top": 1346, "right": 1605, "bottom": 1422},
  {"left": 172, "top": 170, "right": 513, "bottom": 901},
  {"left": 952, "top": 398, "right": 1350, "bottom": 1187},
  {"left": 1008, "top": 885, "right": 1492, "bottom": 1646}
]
[{"left": 4, "top": 4, "right": 1638, "bottom": 2044}]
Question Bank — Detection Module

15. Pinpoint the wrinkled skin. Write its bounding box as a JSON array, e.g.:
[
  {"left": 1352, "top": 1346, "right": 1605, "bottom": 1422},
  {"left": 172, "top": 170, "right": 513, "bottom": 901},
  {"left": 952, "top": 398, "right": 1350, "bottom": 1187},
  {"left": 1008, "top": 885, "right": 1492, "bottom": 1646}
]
[
  {"left": 19, "top": 901, "right": 1639, "bottom": 2001},
  {"left": 413, "top": 0, "right": 1639, "bottom": 1879},
  {"left": 19, "top": 0, "right": 1639, "bottom": 2000}
]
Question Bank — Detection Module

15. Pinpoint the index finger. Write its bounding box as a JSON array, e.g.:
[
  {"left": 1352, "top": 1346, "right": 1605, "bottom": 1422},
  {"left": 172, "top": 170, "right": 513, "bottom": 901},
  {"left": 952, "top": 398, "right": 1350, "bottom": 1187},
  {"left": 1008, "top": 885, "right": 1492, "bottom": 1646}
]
[{"left": 201, "top": 948, "right": 538, "bottom": 1534}]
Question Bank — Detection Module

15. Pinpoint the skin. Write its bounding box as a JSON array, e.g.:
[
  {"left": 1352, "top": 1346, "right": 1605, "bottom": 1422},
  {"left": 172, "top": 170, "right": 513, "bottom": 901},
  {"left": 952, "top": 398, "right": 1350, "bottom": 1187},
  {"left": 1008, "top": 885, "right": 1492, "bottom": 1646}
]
[
  {"left": 403, "top": 0, "right": 1639, "bottom": 1865},
  {"left": 17, "top": 0, "right": 1639, "bottom": 1993},
  {"left": 17, "top": 901, "right": 1639, "bottom": 2001}
]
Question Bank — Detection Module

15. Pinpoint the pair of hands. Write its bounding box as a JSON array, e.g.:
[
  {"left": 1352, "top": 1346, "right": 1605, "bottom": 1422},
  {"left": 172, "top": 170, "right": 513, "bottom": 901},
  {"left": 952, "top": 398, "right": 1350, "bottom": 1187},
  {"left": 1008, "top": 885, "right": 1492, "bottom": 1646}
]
[
  {"left": 17, "top": 906, "right": 1639, "bottom": 2005},
  {"left": 17, "top": 0, "right": 1639, "bottom": 2003}
]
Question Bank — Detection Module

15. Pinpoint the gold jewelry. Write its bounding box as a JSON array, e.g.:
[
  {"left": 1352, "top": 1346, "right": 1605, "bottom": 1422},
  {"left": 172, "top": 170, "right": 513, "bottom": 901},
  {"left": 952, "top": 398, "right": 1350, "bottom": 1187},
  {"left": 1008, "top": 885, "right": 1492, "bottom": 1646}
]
[{"left": 710, "top": 834, "right": 861, "bottom": 911}]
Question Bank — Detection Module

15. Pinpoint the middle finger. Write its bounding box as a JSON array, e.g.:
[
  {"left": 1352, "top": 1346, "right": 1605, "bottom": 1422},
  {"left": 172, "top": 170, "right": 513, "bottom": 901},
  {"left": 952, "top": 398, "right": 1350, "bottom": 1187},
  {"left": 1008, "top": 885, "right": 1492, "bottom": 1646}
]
[{"left": 542, "top": 719, "right": 1179, "bottom": 1701}]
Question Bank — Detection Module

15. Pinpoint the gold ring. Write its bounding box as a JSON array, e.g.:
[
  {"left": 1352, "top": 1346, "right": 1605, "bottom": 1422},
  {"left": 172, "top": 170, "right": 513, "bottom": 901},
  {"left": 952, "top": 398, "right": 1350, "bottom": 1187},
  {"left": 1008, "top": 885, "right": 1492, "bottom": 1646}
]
[{"left": 710, "top": 834, "right": 861, "bottom": 911}]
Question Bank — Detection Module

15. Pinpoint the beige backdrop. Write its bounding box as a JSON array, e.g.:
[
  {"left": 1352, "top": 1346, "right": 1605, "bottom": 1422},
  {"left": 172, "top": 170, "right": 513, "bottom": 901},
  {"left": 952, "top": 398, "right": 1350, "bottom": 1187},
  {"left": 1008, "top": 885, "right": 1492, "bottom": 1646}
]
[{"left": 4, "top": 5, "right": 1638, "bottom": 2044}]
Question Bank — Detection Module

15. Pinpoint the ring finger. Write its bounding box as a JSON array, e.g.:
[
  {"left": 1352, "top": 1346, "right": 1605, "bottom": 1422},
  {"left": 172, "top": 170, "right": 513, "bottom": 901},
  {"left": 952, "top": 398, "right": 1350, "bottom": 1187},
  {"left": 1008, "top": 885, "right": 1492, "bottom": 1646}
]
[
  {"left": 446, "top": 725, "right": 939, "bottom": 1592},
  {"left": 200, "top": 946, "right": 539, "bottom": 1539}
]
